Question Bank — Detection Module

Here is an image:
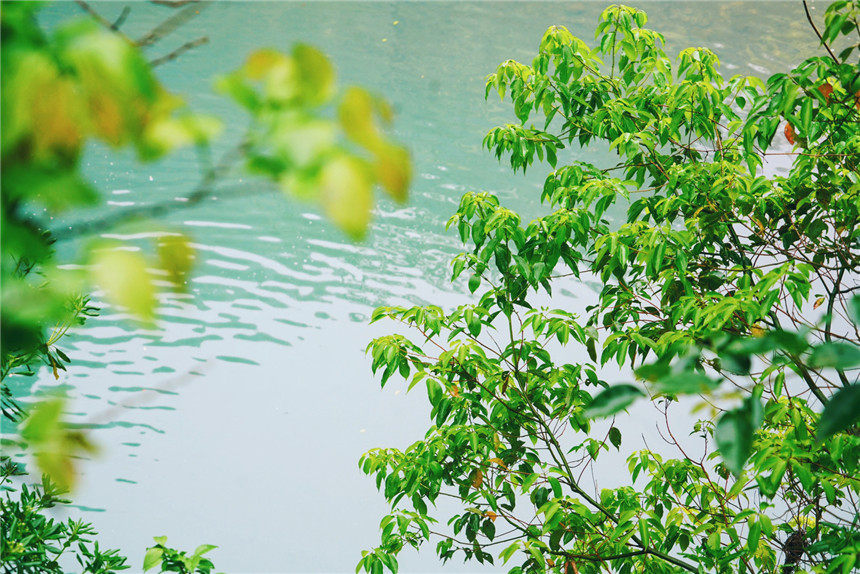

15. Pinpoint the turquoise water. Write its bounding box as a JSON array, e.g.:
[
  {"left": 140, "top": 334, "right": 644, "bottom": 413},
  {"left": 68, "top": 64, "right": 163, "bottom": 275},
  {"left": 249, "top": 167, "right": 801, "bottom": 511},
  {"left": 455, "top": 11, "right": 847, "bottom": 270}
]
[{"left": 18, "top": 2, "right": 817, "bottom": 572}]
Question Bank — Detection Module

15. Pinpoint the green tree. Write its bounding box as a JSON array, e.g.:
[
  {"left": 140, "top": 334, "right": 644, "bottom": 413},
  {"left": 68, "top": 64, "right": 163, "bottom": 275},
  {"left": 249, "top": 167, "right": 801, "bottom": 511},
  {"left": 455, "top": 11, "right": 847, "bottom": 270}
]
[{"left": 361, "top": 4, "right": 860, "bottom": 574}]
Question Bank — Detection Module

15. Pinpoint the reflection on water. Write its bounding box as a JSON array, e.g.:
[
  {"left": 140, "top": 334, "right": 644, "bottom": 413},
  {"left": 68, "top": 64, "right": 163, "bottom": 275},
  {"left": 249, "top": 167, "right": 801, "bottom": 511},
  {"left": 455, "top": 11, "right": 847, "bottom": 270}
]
[{"left": 13, "top": 3, "right": 821, "bottom": 572}]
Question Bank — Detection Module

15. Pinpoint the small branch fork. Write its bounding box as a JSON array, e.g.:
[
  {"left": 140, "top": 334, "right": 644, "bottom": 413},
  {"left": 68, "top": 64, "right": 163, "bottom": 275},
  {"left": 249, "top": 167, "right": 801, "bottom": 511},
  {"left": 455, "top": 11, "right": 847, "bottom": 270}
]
[{"left": 74, "top": 0, "right": 209, "bottom": 67}]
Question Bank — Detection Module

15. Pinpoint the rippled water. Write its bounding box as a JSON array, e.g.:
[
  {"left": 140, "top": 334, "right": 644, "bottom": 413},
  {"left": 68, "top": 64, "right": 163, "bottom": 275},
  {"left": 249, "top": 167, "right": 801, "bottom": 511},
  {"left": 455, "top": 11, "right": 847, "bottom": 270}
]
[{"left": 16, "top": 3, "right": 817, "bottom": 572}]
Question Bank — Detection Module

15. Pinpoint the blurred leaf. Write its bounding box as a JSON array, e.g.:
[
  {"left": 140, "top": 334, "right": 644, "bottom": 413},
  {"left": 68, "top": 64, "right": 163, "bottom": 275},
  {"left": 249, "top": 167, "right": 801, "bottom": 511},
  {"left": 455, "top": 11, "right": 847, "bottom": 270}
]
[
  {"left": 816, "top": 384, "right": 860, "bottom": 442},
  {"left": 373, "top": 142, "right": 411, "bottom": 203},
  {"left": 808, "top": 342, "right": 860, "bottom": 369},
  {"left": 652, "top": 372, "right": 719, "bottom": 395},
  {"left": 634, "top": 360, "right": 670, "bottom": 381},
  {"left": 318, "top": 154, "right": 373, "bottom": 239},
  {"left": 584, "top": 384, "right": 644, "bottom": 418},
  {"left": 269, "top": 116, "right": 336, "bottom": 168},
  {"left": 21, "top": 398, "right": 64, "bottom": 444},
  {"left": 849, "top": 294, "right": 860, "bottom": 326},
  {"left": 244, "top": 48, "right": 298, "bottom": 103},
  {"left": 142, "top": 113, "right": 222, "bottom": 160},
  {"left": 715, "top": 394, "right": 763, "bottom": 478},
  {"left": 719, "top": 352, "right": 751, "bottom": 375},
  {"left": 214, "top": 71, "right": 260, "bottom": 111},
  {"left": 157, "top": 234, "right": 196, "bottom": 290},
  {"left": 293, "top": 44, "right": 335, "bottom": 105},
  {"left": 340, "top": 86, "right": 380, "bottom": 149},
  {"left": 3, "top": 165, "right": 98, "bottom": 212},
  {"left": 21, "top": 398, "right": 97, "bottom": 490},
  {"left": 59, "top": 19, "right": 160, "bottom": 146},
  {"left": 91, "top": 248, "right": 156, "bottom": 321}
]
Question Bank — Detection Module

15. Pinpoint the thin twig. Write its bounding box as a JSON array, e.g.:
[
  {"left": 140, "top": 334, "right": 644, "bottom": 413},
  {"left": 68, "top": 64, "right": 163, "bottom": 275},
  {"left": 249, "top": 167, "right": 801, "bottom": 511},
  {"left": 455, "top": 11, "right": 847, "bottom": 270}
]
[
  {"left": 111, "top": 6, "right": 131, "bottom": 31},
  {"left": 149, "top": 36, "right": 209, "bottom": 68},
  {"left": 803, "top": 0, "right": 839, "bottom": 63},
  {"left": 73, "top": 0, "right": 113, "bottom": 29},
  {"left": 148, "top": 0, "right": 201, "bottom": 6},
  {"left": 136, "top": 2, "right": 207, "bottom": 48}
]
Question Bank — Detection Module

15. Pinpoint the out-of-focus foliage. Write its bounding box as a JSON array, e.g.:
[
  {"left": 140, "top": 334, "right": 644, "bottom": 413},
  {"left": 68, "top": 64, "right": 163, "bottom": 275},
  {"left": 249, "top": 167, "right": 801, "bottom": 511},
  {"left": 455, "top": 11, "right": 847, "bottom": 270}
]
[
  {"left": 361, "top": 4, "right": 860, "bottom": 574},
  {"left": 1, "top": 1, "right": 409, "bottom": 488}
]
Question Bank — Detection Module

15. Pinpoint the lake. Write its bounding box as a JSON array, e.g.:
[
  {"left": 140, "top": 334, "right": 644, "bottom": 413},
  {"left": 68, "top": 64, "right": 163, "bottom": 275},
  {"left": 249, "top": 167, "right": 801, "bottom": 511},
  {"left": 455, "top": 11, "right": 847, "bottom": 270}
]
[{"left": 18, "top": 2, "right": 815, "bottom": 572}]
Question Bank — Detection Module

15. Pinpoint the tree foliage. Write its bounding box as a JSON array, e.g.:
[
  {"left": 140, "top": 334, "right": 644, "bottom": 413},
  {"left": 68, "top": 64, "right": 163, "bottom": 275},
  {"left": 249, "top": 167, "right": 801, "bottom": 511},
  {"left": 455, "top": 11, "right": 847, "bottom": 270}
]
[{"left": 361, "top": 4, "right": 860, "bottom": 574}]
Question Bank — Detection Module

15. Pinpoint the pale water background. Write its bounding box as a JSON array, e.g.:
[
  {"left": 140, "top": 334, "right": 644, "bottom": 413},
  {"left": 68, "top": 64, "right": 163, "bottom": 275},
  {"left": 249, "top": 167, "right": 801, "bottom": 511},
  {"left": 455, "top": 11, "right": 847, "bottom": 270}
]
[{"left": 12, "top": 2, "right": 816, "bottom": 572}]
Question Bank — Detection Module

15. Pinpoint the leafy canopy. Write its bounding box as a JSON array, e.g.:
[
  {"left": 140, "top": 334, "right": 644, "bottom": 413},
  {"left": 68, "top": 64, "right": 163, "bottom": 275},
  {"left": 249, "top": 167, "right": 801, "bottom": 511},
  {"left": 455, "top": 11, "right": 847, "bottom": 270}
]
[{"left": 361, "top": 4, "right": 860, "bottom": 574}]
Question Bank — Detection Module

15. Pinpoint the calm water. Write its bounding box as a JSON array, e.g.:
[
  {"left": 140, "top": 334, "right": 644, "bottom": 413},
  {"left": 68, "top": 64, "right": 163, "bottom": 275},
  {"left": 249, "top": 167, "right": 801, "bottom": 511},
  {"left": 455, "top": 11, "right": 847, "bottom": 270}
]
[{"left": 15, "top": 2, "right": 816, "bottom": 572}]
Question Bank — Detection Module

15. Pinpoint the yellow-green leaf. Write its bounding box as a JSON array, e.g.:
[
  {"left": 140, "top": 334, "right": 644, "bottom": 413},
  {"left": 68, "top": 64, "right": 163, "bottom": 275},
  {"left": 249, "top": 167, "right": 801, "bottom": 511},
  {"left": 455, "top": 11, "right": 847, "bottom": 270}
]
[
  {"left": 373, "top": 142, "right": 411, "bottom": 203},
  {"left": 293, "top": 44, "right": 335, "bottom": 105},
  {"left": 157, "top": 234, "right": 196, "bottom": 290},
  {"left": 339, "top": 86, "right": 380, "bottom": 149},
  {"left": 91, "top": 248, "right": 156, "bottom": 320},
  {"left": 319, "top": 154, "right": 373, "bottom": 239}
]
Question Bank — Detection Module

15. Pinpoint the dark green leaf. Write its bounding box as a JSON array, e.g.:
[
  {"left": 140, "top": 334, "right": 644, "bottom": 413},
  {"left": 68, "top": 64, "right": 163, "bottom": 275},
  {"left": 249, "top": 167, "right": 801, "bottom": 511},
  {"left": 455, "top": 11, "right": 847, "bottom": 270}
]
[
  {"left": 608, "top": 426, "right": 622, "bottom": 449},
  {"left": 808, "top": 342, "right": 860, "bottom": 369},
  {"left": 816, "top": 384, "right": 860, "bottom": 442}
]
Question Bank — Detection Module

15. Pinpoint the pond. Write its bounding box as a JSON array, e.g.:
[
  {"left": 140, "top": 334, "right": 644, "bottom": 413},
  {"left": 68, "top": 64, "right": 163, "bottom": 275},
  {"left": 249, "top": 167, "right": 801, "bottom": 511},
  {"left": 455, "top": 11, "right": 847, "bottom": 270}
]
[{"left": 19, "top": 2, "right": 817, "bottom": 572}]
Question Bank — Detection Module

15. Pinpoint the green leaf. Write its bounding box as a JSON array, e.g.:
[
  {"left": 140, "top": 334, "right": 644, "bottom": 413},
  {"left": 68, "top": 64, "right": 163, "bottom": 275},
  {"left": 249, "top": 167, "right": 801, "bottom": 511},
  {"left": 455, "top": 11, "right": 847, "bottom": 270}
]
[
  {"left": 468, "top": 273, "right": 481, "bottom": 293},
  {"left": 318, "top": 154, "right": 374, "bottom": 240},
  {"left": 715, "top": 394, "right": 763, "bottom": 478},
  {"left": 849, "top": 295, "right": 860, "bottom": 326},
  {"left": 143, "top": 547, "right": 164, "bottom": 572},
  {"left": 584, "top": 384, "right": 644, "bottom": 418},
  {"left": 293, "top": 44, "right": 335, "bottom": 105},
  {"left": 816, "top": 384, "right": 860, "bottom": 442},
  {"left": 91, "top": 248, "right": 156, "bottom": 321},
  {"left": 193, "top": 544, "right": 218, "bottom": 557},
  {"left": 608, "top": 426, "right": 622, "bottom": 449},
  {"left": 808, "top": 342, "right": 860, "bottom": 369},
  {"left": 21, "top": 398, "right": 64, "bottom": 443},
  {"left": 652, "top": 372, "right": 719, "bottom": 395}
]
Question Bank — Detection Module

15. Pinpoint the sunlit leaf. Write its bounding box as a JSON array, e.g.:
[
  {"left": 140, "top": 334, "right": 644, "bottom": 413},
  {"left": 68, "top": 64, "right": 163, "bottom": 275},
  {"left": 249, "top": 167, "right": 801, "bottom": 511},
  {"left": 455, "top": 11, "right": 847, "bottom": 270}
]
[
  {"left": 269, "top": 116, "right": 336, "bottom": 168},
  {"left": 293, "top": 44, "right": 336, "bottom": 105},
  {"left": 141, "top": 113, "right": 222, "bottom": 159},
  {"left": 339, "top": 86, "right": 380, "bottom": 149},
  {"left": 318, "top": 154, "right": 374, "bottom": 239},
  {"left": 244, "top": 48, "right": 298, "bottom": 103},
  {"left": 143, "top": 547, "right": 164, "bottom": 572},
  {"left": 584, "top": 384, "right": 644, "bottom": 418},
  {"left": 59, "top": 19, "right": 161, "bottom": 146},
  {"left": 91, "top": 248, "right": 156, "bottom": 321},
  {"left": 816, "top": 384, "right": 860, "bottom": 442}
]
